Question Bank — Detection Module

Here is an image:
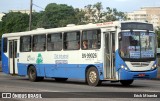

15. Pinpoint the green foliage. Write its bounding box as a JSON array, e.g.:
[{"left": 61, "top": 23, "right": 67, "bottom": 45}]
[
  {"left": 40, "top": 3, "right": 77, "bottom": 28},
  {"left": 74, "top": 8, "right": 86, "bottom": 24},
  {"left": 84, "top": 2, "right": 127, "bottom": 23},
  {"left": 1, "top": 12, "right": 29, "bottom": 34},
  {"left": 31, "top": 12, "right": 43, "bottom": 29},
  {"left": 0, "top": 2, "right": 127, "bottom": 35}
]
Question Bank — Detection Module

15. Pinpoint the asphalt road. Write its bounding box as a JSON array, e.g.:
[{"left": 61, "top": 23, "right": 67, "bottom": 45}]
[{"left": 0, "top": 72, "right": 160, "bottom": 101}]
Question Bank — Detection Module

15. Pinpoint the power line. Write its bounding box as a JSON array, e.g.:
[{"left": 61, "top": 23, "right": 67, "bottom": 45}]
[
  {"left": 29, "top": 0, "right": 44, "bottom": 31},
  {"left": 32, "top": 3, "right": 44, "bottom": 10}
]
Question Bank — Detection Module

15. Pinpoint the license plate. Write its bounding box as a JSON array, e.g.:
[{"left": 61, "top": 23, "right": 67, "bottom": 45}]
[{"left": 138, "top": 73, "right": 145, "bottom": 77}]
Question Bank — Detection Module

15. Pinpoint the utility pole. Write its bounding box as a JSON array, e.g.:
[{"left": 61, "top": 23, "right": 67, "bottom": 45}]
[{"left": 29, "top": 0, "right": 33, "bottom": 31}]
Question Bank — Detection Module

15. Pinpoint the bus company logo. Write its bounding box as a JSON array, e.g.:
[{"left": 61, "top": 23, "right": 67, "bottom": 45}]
[
  {"left": 36, "top": 53, "right": 43, "bottom": 64},
  {"left": 2, "top": 93, "right": 11, "bottom": 98},
  {"left": 27, "top": 55, "right": 35, "bottom": 61}
]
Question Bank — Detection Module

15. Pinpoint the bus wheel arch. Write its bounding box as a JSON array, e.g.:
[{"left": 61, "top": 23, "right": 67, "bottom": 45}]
[
  {"left": 85, "top": 65, "right": 102, "bottom": 86},
  {"left": 27, "top": 65, "right": 44, "bottom": 82}
]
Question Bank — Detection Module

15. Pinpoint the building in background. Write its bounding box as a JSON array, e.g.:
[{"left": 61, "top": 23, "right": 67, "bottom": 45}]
[
  {"left": 0, "top": 13, "right": 5, "bottom": 21},
  {"left": 127, "top": 7, "right": 160, "bottom": 29}
]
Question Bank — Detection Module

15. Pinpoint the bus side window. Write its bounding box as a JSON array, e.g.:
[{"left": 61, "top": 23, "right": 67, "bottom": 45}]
[
  {"left": 33, "top": 34, "right": 46, "bottom": 51},
  {"left": 20, "top": 36, "right": 31, "bottom": 52},
  {"left": 3, "top": 38, "right": 8, "bottom": 53},
  {"left": 63, "top": 31, "right": 80, "bottom": 50},
  {"left": 82, "top": 29, "right": 101, "bottom": 50},
  {"left": 47, "top": 33, "right": 62, "bottom": 51},
  {"left": 82, "top": 40, "right": 88, "bottom": 49}
]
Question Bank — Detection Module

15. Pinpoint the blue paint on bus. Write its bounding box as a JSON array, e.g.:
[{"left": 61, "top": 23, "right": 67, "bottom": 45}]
[
  {"left": 1, "top": 38, "right": 9, "bottom": 74},
  {"left": 115, "top": 50, "right": 158, "bottom": 80},
  {"left": 17, "top": 63, "right": 104, "bottom": 80}
]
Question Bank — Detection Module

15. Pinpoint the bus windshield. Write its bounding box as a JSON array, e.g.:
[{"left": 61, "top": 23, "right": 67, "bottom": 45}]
[{"left": 119, "top": 31, "right": 156, "bottom": 61}]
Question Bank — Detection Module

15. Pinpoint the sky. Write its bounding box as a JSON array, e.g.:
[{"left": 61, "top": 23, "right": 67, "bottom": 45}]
[{"left": 0, "top": 0, "right": 160, "bottom": 13}]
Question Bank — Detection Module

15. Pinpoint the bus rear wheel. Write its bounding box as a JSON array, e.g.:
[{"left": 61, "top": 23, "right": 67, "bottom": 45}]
[
  {"left": 120, "top": 80, "right": 134, "bottom": 86},
  {"left": 28, "top": 66, "right": 44, "bottom": 82},
  {"left": 86, "top": 67, "right": 102, "bottom": 86}
]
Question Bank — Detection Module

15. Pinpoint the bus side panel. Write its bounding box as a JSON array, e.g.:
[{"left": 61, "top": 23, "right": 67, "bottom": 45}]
[
  {"left": 17, "top": 63, "right": 87, "bottom": 79},
  {"left": 17, "top": 63, "right": 28, "bottom": 76},
  {"left": 36, "top": 64, "right": 45, "bottom": 77},
  {"left": 44, "top": 64, "right": 86, "bottom": 79},
  {"left": 1, "top": 38, "right": 9, "bottom": 74},
  {"left": 17, "top": 63, "right": 46, "bottom": 76},
  {"left": 17, "top": 63, "right": 104, "bottom": 80},
  {"left": 2, "top": 53, "right": 9, "bottom": 74},
  {"left": 44, "top": 63, "right": 103, "bottom": 79}
]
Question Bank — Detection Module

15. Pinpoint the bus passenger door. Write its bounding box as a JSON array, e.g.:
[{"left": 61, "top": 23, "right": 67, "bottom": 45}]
[
  {"left": 104, "top": 32, "right": 115, "bottom": 79},
  {"left": 9, "top": 40, "right": 18, "bottom": 75}
]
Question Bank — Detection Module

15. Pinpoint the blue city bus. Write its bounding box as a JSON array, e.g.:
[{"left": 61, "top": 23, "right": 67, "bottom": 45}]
[{"left": 1, "top": 21, "right": 158, "bottom": 86}]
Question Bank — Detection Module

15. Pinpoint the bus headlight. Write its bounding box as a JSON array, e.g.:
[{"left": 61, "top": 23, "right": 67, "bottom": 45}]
[
  {"left": 151, "top": 64, "right": 157, "bottom": 70},
  {"left": 121, "top": 65, "right": 128, "bottom": 70},
  {"left": 121, "top": 65, "right": 124, "bottom": 68}
]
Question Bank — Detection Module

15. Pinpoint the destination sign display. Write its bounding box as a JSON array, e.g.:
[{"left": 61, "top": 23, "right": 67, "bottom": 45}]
[{"left": 121, "top": 23, "right": 153, "bottom": 31}]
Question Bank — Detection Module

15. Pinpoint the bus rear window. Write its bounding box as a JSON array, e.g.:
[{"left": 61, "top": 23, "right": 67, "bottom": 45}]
[{"left": 3, "top": 38, "right": 7, "bottom": 53}]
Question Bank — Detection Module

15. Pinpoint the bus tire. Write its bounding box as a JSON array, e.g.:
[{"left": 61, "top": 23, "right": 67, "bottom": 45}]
[
  {"left": 86, "top": 67, "right": 102, "bottom": 86},
  {"left": 28, "top": 66, "right": 39, "bottom": 82},
  {"left": 120, "top": 80, "right": 134, "bottom": 86},
  {"left": 55, "top": 78, "right": 68, "bottom": 82}
]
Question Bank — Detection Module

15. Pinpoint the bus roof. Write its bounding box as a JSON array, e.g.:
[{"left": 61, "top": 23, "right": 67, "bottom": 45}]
[{"left": 2, "top": 21, "right": 151, "bottom": 38}]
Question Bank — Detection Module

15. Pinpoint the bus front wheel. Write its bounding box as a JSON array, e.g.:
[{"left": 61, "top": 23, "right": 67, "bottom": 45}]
[
  {"left": 86, "top": 67, "right": 102, "bottom": 86},
  {"left": 120, "top": 80, "right": 134, "bottom": 86}
]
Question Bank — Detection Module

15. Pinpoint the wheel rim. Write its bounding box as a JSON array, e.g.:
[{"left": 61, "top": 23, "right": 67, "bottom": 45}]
[{"left": 89, "top": 71, "right": 97, "bottom": 83}]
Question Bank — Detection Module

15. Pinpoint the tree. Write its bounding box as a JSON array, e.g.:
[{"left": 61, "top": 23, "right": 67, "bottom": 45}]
[
  {"left": 93, "top": 2, "right": 103, "bottom": 23},
  {"left": 74, "top": 8, "right": 86, "bottom": 25},
  {"left": 83, "top": 2, "right": 127, "bottom": 23},
  {"left": 84, "top": 3, "right": 104, "bottom": 23},
  {"left": 104, "top": 7, "right": 127, "bottom": 22},
  {"left": 84, "top": 4, "right": 94, "bottom": 23},
  {"left": 1, "top": 12, "right": 29, "bottom": 34},
  {"left": 0, "top": 2, "right": 128, "bottom": 35},
  {"left": 31, "top": 12, "right": 44, "bottom": 29},
  {"left": 0, "top": 21, "right": 2, "bottom": 36},
  {"left": 40, "top": 3, "right": 77, "bottom": 28}
]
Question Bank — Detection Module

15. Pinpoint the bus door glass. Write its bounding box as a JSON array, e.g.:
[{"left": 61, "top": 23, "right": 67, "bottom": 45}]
[
  {"left": 104, "top": 32, "right": 115, "bottom": 79},
  {"left": 9, "top": 40, "right": 18, "bottom": 75}
]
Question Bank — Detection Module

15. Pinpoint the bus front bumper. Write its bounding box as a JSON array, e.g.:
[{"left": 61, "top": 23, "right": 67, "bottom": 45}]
[{"left": 119, "top": 68, "right": 158, "bottom": 80}]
